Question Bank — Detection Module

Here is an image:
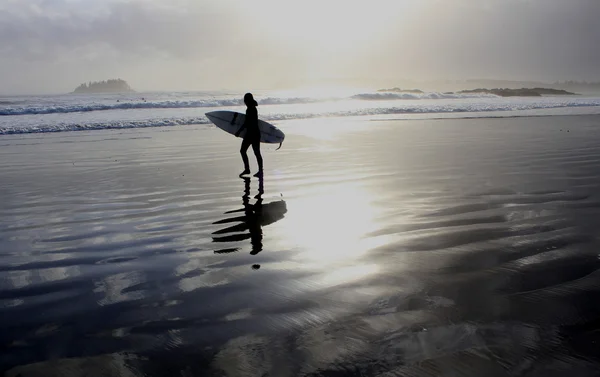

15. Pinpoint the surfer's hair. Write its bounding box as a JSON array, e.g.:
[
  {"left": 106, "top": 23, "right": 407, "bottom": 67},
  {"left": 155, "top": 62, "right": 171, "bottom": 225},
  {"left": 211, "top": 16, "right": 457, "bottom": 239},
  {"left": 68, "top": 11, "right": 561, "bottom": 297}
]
[{"left": 244, "top": 93, "right": 258, "bottom": 107}]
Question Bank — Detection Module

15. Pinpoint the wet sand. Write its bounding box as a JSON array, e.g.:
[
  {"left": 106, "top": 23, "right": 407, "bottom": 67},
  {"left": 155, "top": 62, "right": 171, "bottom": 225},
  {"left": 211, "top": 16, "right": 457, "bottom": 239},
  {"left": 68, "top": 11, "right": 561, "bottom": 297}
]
[{"left": 2, "top": 115, "right": 600, "bottom": 376}]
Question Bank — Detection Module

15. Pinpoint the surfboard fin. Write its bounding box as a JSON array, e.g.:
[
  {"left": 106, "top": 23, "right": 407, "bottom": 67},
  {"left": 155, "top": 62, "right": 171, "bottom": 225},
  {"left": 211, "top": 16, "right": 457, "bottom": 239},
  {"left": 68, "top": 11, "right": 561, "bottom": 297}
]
[{"left": 276, "top": 142, "right": 283, "bottom": 150}]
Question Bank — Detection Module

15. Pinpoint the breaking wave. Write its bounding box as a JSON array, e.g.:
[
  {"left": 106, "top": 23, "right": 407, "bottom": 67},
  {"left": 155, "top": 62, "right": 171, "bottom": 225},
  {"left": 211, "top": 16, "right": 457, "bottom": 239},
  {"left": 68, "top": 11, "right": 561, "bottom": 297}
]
[
  {"left": 0, "top": 92, "right": 500, "bottom": 116},
  {"left": 0, "top": 97, "right": 325, "bottom": 116},
  {"left": 0, "top": 117, "right": 210, "bottom": 135},
  {"left": 3, "top": 100, "right": 600, "bottom": 135}
]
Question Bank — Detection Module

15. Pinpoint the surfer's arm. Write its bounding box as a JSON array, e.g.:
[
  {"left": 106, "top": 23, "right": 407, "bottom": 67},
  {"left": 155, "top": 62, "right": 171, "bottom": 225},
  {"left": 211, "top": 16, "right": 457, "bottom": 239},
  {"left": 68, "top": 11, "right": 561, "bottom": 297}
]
[
  {"left": 250, "top": 109, "right": 260, "bottom": 135},
  {"left": 235, "top": 123, "right": 246, "bottom": 137}
]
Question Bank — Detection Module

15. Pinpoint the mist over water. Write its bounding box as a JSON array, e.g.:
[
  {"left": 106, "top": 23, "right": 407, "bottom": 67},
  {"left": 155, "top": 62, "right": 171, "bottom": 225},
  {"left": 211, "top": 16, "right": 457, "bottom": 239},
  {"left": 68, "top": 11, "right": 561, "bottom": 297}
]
[{"left": 2, "top": 0, "right": 600, "bottom": 94}]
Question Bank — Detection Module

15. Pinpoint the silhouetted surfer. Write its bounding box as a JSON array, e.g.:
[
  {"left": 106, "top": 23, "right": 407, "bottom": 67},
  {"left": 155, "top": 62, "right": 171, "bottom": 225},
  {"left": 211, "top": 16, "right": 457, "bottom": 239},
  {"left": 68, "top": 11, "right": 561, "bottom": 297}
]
[{"left": 235, "top": 93, "right": 263, "bottom": 177}]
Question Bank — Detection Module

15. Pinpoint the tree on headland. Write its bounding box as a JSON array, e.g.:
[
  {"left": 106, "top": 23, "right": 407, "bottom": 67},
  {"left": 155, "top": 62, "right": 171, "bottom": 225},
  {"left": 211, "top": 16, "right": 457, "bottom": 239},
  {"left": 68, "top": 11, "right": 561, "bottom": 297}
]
[{"left": 73, "top": 79, "right": 134, "bottom": 93}]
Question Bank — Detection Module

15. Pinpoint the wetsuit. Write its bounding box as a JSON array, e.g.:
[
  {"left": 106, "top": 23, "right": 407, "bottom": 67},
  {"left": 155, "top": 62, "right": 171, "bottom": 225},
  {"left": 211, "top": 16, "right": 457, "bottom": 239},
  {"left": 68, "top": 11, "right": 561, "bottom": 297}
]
[{"left": 239, "top": 106, "right": 263, "bottom": 173}]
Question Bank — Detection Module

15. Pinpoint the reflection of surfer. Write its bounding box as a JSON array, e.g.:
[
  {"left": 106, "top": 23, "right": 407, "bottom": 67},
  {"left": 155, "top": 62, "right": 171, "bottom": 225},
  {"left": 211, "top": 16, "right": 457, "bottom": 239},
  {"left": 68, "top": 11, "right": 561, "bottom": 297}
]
[
  {"left": 235, "top": 93, "right": 263, "bottom": 178},
  {"left": 212, "top": 177, "right": 286, "bottom": 260},
  {"left": 212, "top": 177, "right": 264, "bottom": 255},
  {"left": 245, "top": 177, "right": 264, "bottom": 255}
]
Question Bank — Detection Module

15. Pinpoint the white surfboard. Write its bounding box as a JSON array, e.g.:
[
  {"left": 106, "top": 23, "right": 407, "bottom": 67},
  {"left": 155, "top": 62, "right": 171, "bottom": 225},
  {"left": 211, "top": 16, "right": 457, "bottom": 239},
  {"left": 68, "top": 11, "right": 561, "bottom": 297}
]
[{"left": 205, "top": 111, "right": 285, "bottom": 149}]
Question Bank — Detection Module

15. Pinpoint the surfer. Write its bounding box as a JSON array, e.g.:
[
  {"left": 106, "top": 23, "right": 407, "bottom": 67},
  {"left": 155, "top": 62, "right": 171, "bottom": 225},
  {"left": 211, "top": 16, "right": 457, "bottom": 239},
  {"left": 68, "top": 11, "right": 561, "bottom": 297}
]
[{"left": 235, "top": 93, "right": 263, "bottom": 177}]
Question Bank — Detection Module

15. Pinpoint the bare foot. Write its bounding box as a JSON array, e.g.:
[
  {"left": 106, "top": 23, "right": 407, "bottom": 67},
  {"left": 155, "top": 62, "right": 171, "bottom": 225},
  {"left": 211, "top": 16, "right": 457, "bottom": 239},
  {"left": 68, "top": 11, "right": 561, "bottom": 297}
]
[
  {"left": 239, "top": 169, "right": 250, "bottom": 177},
  {"left": 253, "top": 171, "right": 263, "bottom": 178}
]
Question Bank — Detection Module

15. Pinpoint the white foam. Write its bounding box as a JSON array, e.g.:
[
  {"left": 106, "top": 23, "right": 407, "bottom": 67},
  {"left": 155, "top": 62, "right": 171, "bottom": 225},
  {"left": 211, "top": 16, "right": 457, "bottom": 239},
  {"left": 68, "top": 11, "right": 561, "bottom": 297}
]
[
  {"left": 0, "top": 92, "right": 505, "bottom": 116},
  {"left": 0, "top": 97, "right": 324, "bottom": 116},
  {"left": 0, "top": 117, "right": 210, "bottom": 135}
]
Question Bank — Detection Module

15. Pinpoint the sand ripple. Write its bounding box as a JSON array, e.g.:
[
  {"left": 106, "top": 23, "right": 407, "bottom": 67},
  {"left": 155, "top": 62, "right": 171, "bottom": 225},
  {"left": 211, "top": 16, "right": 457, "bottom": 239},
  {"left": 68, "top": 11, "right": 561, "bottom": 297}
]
[{"left": 2, "top": 117, "right": 600, "bottom": 375}]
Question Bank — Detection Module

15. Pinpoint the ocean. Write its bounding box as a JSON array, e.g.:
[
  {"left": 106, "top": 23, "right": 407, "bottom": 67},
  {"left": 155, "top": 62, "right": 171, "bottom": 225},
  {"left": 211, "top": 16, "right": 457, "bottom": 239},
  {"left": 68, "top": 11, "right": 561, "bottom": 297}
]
[{"left": 2, "top": 89, "right": 600, "bottom": 135}]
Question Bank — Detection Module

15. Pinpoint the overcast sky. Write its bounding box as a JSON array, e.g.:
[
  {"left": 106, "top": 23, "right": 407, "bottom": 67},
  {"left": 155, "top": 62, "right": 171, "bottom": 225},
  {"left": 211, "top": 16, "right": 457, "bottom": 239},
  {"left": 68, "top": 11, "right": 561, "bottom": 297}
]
[{"left": 1, "top": 0, "right": 599, "bottom": 94}]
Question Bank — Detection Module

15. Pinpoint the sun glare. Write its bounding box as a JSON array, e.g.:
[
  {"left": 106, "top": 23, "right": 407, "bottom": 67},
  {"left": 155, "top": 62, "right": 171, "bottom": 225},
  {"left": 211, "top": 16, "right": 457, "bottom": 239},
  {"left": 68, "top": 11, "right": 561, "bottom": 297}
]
[
  {"left": 277, "top": 183, "right": 379, "bottom": 262},
  {"left": 281, "top": 117, "right": 374, "bottom": 141},
  {"left": 247, "top": 0, "right": 409, "bottom": 51}
]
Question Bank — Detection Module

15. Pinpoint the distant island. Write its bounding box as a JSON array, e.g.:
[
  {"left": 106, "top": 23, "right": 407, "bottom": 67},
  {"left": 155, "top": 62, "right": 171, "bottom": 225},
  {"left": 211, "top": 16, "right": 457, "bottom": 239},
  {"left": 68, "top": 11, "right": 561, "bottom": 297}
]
[
  {"left": 377, "top": 87, "right": 577, "bottom": 97},
  {"left": 73, "top": 79, "right": 134, "bottom": 94},
  {"left": 371, "top": 79, "right": 600, "bottom": 94},
  {"left": 458, "top": 88, "right": 577, "bottom": 97},
  {"left": 377, "top": 88, "right": 424, "bottom": 94}
]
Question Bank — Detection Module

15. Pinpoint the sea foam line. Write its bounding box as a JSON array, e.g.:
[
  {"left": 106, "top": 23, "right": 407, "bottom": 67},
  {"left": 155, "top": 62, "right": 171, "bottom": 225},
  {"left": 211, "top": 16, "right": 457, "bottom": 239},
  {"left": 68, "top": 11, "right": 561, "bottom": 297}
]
[
  {"left": 2, "top": 101, "right": 600, "bottom": 135},
  {"left": 0, "top": 92, "right": 502, "bottom": 116}
]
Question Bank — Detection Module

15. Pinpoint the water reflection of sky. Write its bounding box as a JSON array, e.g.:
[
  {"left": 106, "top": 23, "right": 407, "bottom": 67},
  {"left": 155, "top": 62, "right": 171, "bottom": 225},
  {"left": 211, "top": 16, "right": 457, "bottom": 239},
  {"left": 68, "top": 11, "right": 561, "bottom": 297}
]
[
  {"left": 278, "top": 183, "right": 378, "bottom": 259},
  {"left": 4, "top": 116, "right": 600, "bottom": 375}
]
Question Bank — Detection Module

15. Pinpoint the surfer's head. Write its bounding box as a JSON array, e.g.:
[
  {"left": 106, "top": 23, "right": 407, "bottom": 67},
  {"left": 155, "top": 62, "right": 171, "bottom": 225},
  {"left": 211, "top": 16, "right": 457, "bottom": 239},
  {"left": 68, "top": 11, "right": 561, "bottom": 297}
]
[{"left": 244, "top": 93, "right": 258, "bottom": 107}]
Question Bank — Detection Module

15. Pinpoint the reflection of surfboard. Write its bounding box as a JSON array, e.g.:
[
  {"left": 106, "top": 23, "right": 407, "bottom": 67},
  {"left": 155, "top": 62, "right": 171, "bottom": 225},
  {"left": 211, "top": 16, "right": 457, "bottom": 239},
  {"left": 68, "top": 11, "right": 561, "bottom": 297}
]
[
  {"left": 213, "top": 234, "right": 252, "bottom": 243},
  {"left": 256, "top": 201, "right": 287, "bottom": 226},
  {"left": 205, "top": 111, "right": 285, "bottom": 149},
  {"left": 212, "top": 200, "right": 287, "bottom": 236}
]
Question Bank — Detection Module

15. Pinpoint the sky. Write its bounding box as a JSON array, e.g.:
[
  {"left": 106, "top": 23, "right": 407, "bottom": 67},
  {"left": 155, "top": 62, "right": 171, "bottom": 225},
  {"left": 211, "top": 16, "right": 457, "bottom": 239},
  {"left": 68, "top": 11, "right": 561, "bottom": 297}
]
[{"left": 1, "top": 0, "right": 599, "bottom": 94}]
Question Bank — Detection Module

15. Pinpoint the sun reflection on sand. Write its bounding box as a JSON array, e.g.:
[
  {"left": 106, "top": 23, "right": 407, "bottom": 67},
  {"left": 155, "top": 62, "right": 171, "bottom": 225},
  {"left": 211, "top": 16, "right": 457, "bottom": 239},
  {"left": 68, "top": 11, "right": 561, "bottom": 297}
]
[
  {"left": 280, "top": 117, "right": 374, "bottom": 141},
  {"left": 277, "top": 183, "right": 380, "bottom": 264}
]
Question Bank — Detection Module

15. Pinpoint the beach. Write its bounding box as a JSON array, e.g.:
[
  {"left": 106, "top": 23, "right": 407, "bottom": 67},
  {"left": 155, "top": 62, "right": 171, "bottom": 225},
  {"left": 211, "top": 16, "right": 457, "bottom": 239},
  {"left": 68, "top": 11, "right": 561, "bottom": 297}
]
[{"left": 2, "top": 114, "right": 600, "bottom": 376}]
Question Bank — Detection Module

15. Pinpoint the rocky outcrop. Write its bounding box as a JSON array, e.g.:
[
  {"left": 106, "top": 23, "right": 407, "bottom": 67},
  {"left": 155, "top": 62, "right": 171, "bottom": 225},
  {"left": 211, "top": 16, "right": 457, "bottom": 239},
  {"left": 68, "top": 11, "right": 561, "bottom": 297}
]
[{"left": 73, "top": 79, "right": 134, "bottom": 93}]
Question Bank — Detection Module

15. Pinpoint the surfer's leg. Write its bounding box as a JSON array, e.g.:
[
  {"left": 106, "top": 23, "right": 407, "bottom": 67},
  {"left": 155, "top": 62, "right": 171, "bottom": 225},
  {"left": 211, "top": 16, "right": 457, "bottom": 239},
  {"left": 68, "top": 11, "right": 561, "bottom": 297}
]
[
  {"left": 251, "top": 138, "right": 263, "bottom": 176},
  {"left": 240, "top": 139, "right": 251, "bottom": 175}
]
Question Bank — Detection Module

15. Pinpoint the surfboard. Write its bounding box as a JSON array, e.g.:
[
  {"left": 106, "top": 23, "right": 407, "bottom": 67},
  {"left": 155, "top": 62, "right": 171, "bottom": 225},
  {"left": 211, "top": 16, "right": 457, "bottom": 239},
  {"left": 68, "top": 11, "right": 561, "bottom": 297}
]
[{"left": 205, "top": 111, "right": 285, "bottom": 149}]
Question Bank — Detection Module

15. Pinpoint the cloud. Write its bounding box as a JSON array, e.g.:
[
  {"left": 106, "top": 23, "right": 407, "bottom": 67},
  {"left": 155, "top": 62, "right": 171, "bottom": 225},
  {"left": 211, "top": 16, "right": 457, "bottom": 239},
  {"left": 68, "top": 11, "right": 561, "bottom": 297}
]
[
  {"left": 0, "top": 0, "right": 261, "bottom": 92},
  {"left": 0, "top": 0, "right": 236, "bottom": 60},
  {"left": 0, "top": 0, "right": 599, "bottom": 94},
  {"left": 383, "top": 0, "right": 600, "bottom": 81}
]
